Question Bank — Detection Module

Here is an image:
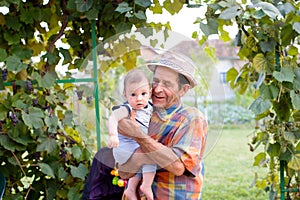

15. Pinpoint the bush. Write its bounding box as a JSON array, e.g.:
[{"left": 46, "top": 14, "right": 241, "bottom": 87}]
[{"left": 199, "top": 102, "right": 255, "bottom": 125}]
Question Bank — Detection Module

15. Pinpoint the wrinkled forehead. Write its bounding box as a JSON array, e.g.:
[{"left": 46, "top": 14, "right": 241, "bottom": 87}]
[{"left": 153, "top": 66, "right": 178, "bottom": 81}]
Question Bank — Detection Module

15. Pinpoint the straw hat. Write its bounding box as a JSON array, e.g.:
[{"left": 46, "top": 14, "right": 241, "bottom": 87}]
[{"left": 146, "top": 50, "right": 197, "bottom": 88}]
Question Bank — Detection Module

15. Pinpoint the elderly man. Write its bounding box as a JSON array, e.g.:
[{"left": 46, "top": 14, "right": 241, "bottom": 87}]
[{"left": 118, "top": 50, "right": 208, "bottom": 200}]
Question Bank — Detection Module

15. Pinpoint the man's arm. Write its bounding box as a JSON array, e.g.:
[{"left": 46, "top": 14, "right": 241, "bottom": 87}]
[{"left": 117, "top": 118, "right": 185, "bottom": 178}]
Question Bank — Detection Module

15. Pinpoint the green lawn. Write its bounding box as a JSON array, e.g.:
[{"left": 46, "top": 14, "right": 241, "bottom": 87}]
[{"left": 202, "top": 125, "right": 269, "bottom": 200}]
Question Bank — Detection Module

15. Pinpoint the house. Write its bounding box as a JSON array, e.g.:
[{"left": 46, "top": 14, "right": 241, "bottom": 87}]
[{"left": 169, "top": 39, "right": 244, "bottom": 102}]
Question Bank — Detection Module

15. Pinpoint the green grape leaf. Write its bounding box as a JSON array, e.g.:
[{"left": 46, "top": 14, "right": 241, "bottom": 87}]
[
  {"left": 226, "top": 67, "right": 238, "bottom": 89},
  {"left": 70, "top": 163, "right": 88, "bottom": 180},
  {"left": 260, "top": 83, "right": 279, "bottom": 100},
  {"left": 0, "top": 103, "right": 9, "bottom": 120},
  {"left": 0, "top": 135, "right": 16, "bottom": 151},
  {"left": 253, "top": 152, "right": 267, "bottom": 166},
  {"left": 11, "top": 45, "right": 33, "bottom": 60},
  {"left": 293, "top": 22, "right": 300, "bottom": 34},
  {"left": 287, "top": 153, "right": 300, "bottom": 170},
  {"left": 75, "top": 0, "right": 92, "bottom": 12},
  {"left": 115, "top": 2, "right": 132, "bottom": 13},
  {"left": 21, "top": 107, "right": 44, "bottom": 129},
  {"left": 163, "top": 0, "right": 184, "bottom": 15},
  {"left": 63, "top": 110, "right": 74, "bottom": 126},
  {"left": 259, "top": 39, "right": 276, "bottom": 53},
  {"left": 44, "top": 51, "right": 59, "bottom": 65},
  {"left": 71, "top": 146, "right": 82, "bottom": 161},
  {"left": 287, "top": 45, "right": 299, "bottom": 56},
  {"left": 219, "top": 6, "right": 240, "bottom": 20},
  {"left": 267, "top": 143, "right": 280, "bottom": 157},
  {"left": 12, "top": 99, "right": 27, "bottom": 110},
  {"left": 290, "top": 90, "right": 300, "bottom": 110},
  {"left": 256, "top": 2, "right": 282, "bottom": 19},
  {"left": 135, "top": 0, "right": 151, "bottom": 8},
  {"left": 20, "top": 8, "right": 34, "bottom": 24},
  {"left": 273, "top": 67, "right": 295, "bottom": 82},
  {"left": 134, "top": 11, "right": 146, "bottom": 20},
  {"left": 6, "top": 55, "right": 28, "bottom": 73},
  {"left": 249, "top": 96, "right": 271, "bottom": 115},
  {"left": 296, "top": 141, "right": 300, "bottom": 151},
  {"left": 283, "top": 131, "right": 296, "bottom": 143},
  {"left": 58, "top": 167, "right": 68, "bottom": 180},
  {"left": 59, "top": 48, "right": 72, "bottom": 65},
  {"left": 36, "top": 137, "right": 58, "bottom": 154},
  {"left": 149, "top": 1, "right": 163, "bottom": 14},
  {"left": 33, "top": 71, "right": 57, "bottom": 89},
  {"left": 85, "top": 7, "right": 98, "bottom": 20},
  {"left": 252, "top": 9, "right": 266, "bottom": 19},
  {"left": 45, "top": 116, "right": 58, "bottom": 133},
  {"left": 278, "top": 2, "right": 295, "bottom": 15},
  {"left": 6, "top": 15, "right": 21, "bottom": 31},
  {"left": 4, "top": 32, "right": 20, "bottom": 45},
  {"left": 39, "top": 162, "right": 55, "bottom": 178},
  {"left": 68, "top": 187, "right": 81, "bottom": 200},
  {"left": 253, "top": 53, "right": 268, "bottom": 72},
  {"left": 0, "top": 48, "right": 7, "bottom": 62},
  {"left": 200, "top": 18, "right": 218, "bottom": 36},
  {"left": 66, "top": 0, "right": 76, "bottom": 9},
  {"left": 294, "top": 68, "right": 300, "bottom": 90},
  {"left": 281, "top": 25, "right": 295, "bottom": 46}
]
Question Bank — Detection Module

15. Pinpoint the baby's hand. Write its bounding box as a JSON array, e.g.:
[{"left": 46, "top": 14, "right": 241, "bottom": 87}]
[{"left": 108, "top": 135, "right": 119, "bottom": 148}]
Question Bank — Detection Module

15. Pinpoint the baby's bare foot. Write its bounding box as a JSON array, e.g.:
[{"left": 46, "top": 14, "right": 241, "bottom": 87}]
[
  {"left": 140, "top": 184, "right": 153, "bottom": 200},
  {"left": 124, "top": 188, "right": 138, "bottom": 200}
]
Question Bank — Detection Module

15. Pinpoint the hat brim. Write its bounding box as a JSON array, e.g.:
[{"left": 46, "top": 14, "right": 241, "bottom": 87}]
[{"left": 146, "top": 62, "right": 196, "bottom": 88}]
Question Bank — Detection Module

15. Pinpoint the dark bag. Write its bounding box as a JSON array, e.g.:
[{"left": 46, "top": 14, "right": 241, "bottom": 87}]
[{"left": 82, "top": 147, "right": 124, "bottom": 200}]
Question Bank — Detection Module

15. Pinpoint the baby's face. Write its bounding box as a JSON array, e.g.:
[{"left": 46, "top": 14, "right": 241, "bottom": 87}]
[{"left": 124, "top": 81, "right": 151, "bottom": 110}]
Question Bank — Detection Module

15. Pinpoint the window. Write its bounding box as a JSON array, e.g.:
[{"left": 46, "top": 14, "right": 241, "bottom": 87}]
[{"left": 219, "top": 72, "right": 227, "bottom": 84}]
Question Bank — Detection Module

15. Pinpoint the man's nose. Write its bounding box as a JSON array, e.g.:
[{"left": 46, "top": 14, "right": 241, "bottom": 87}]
[{"left": 153, "top": 83, "right": 163, "bottom": 92}]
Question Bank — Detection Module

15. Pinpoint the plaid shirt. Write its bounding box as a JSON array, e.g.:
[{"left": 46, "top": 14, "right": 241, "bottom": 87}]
[{"left": 148, "top": 103, "right": 208, "bottom": 200}]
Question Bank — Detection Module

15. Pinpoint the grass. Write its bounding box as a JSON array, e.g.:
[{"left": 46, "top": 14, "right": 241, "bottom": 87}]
[{"left": 202, "top": 125, "right": 269, "bottom": 200}]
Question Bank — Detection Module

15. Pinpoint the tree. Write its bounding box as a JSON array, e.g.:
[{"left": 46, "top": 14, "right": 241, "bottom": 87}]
[
  {"left": 0, "top": 0, "right": 186, "bottom": 199},
  {"left": 195, "top": 0, "right": 300, "bottom": 199}
]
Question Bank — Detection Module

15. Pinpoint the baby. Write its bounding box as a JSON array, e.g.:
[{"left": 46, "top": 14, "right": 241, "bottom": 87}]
[{"left": 108, "top": 69, "right": 155, "bottom": 200}]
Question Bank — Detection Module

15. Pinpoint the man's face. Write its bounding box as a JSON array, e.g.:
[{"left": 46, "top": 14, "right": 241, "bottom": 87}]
[{"left": 151, "top": 66, "right": 182, "bottom": 109}]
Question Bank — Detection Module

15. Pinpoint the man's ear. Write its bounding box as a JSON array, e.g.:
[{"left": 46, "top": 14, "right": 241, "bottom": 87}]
[{"left": 179, "top": 84, "right": 191, "bottom": 97}]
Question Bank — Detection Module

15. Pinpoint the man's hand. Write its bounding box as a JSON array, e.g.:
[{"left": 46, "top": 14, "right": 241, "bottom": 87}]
[
  {"left": 118, "top": 118, "right": 148, "bottom": 139},
  {"left": 117, "top": 148, "right": 154, "bottom": 179},
  {"left": 118, "top": 119, "right": 185, "bottom": 176}
]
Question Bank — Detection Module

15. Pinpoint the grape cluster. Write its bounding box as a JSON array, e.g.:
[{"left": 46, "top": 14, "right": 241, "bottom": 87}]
[
  {"left": 42, "top": 105, "right": 50, "bottom": 112},
  {"left": 9, "top": 112, "right": 18, "bottom": 126},
  {"left": 60, "top": 142, "right": 67, "bottom": 162},
  {"left": 0, "top": 121, "right": 3, "bottom": 133},
  {"left": 34, "top": 152, "right": 41, "bottom": 161},
  {"left": 32, "top": 98, "right": 38, "bottom": 106},
  {"left": 49, "top": 132, "right": 56, "bottom": 139},
  {"left": 2, "top": 69, "right": 8, "bottom": 81},
  {"left": 86, "top": 96, "right": 93, "bottom": 104},
  {"left": 26, "top": 80, "right": 33, "bottom": 92},
  {"left": 76, "top": 90, "right": 84, "bottom": 100}
]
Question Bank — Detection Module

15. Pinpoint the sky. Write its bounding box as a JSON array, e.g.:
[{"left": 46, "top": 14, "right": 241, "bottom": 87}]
[
  {"left": 0, "top": 3, "right": 234, "bottom": 39},
  {"left": 146, "top": 4, "right": 205, "bottom": 39}
]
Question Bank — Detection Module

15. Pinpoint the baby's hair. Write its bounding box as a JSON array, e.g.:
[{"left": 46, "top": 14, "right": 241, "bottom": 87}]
[{"left": 124, "top": 69, "right": 150, "bottom": 88}]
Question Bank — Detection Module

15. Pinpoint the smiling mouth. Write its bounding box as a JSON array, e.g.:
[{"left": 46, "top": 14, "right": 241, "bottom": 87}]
[{"left": 154, "top": 94, "right": 164, "bottom": 98}]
